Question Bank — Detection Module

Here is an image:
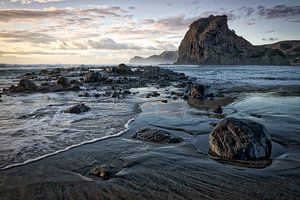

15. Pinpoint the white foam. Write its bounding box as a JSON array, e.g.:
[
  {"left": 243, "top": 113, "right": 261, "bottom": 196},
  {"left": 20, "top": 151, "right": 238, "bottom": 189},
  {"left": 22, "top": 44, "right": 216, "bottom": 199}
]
[{"left": 1, "top": 117, "right": 135, "bottom": 170}]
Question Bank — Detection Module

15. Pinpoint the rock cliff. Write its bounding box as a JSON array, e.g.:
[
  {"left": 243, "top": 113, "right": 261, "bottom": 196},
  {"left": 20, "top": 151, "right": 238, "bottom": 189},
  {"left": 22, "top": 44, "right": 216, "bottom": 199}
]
[
  {"left": 176, "top": 15, "right": 289, "bottom": 65},
  {"left": 262, "top": 40, "right": 300, "bottom": 65}
]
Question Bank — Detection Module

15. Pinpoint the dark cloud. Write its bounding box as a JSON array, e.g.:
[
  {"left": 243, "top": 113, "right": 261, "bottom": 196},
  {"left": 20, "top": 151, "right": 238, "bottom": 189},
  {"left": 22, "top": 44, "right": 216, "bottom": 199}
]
[
  {"left": 257, "top": 4, "right": 300, "bottom": 21},
  {"left": 128, "top": 6, "right": 136, "bottom": 10},
  {"left": 262, "top": 37, "right": 279, "bottom": 42}
]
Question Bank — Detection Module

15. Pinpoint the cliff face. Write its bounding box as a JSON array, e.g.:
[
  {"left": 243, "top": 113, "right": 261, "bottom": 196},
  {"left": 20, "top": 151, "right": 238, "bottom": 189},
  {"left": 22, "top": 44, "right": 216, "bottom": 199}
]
[
  {"left": 129, "top": 51, "right": 178, "bottom": 64},
  {"left": 262, "top": 41, "right": 300, "bottom": 65},
  {"left": 176, "top": 15, "right": 289, "bottom": 65}
]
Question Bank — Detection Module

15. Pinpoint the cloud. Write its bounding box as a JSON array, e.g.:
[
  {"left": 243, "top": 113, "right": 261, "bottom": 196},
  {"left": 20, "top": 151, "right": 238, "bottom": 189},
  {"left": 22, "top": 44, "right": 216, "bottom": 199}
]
[
  {"left": 262, "top": 37, "right": 279, "bottom": 42},
  {"left": 0, "top": 30, "right": 57, "bottom": 44},
  {"left": 10, "top": 0, "right": 63, "bottom": 4},
  {"left": 0, "top": 6, "right": 127, "bottom": 22},
  {"left": 0, "top": 50, "right": 75, "bottom": 55},
  {"left": 88, "top": 38, "right": 154, "bottom": 50},
  {"left": 128, "top": 6, "right": 136, "bottom": 10},
  {"left": 257, "top": 4, "right": 300, "bottom": 21}
]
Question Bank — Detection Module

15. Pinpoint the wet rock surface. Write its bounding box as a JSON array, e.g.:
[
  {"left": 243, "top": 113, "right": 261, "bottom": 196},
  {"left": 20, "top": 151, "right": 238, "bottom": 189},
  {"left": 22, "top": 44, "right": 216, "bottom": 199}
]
[
  {"left": 187, "top": 84, "right": 206, "bottom": 99},
  {"left": 64, "top": 104, "right": 91, "bottom": 114},
  {"left": 133, "top": 128, "right": 183, "bottom": 144},
  {"left": 90, "top": 164, "right": 116, "bottom": 180},
  {"left": 209, "top": 117, "right": 272, "bottom": 160}
]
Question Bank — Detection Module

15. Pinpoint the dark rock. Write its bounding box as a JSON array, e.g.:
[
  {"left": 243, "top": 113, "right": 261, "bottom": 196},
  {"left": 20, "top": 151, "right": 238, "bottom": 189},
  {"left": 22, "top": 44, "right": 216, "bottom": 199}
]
[
  {"left": 64, "top": 104, "right": 90, "bottom": 114},
  {"left": 55, "top": 77, "right": 69, "bottom": 87},
  {"left": 83, "top": 71, "right": 101, "bottom": 83},
  {"left": 133, "top": 128, "right": 183, "bottom": 144},
  {"left": 161, "top": 100, "right": 168, "bottom": 103},
  {"left": 116, "top": 63, "right": 131, "bottom": 73},
  {"left": 9, "top": 79, "right": 38, "bottom": 92},
  {"left": 176, "top": 15, "right": 289, "bottom": 65},
  {"left": 90, "top": 165, "right": 115, "bottom": 180},
  {"left": 211, "top": 105, "right": 223, "bottom": 114},
  {"left": 209, "top": 117, "right": 272, "bottom": 161},
  {"left": 188, "top": 84, "right": 206, "bottom": 99},
  {"left": 78, "top": 92, "right": 90, "bottom": 97},
  {"left": 182, "top": 95, "right": 189, "bottom": 100}
]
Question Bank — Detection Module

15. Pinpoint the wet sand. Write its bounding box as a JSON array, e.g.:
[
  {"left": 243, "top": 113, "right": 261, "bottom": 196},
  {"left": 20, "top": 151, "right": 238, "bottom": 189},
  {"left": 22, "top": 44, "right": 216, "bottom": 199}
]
[{"left": 0, "top": 98, "right": 299, "bottom": 200}]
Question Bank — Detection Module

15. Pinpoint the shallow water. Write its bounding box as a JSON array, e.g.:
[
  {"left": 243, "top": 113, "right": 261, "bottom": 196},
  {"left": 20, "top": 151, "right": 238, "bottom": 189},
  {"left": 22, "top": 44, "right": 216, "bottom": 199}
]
[{"left": 0, "top": 64, "right": 299, "bottom": 169}]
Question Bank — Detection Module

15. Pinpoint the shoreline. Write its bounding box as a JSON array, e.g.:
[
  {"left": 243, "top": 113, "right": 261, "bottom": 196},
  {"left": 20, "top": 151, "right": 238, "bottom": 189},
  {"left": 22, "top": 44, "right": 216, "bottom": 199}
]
[{"left": 0, "top": 65, "right": 299, "bottom": 199}]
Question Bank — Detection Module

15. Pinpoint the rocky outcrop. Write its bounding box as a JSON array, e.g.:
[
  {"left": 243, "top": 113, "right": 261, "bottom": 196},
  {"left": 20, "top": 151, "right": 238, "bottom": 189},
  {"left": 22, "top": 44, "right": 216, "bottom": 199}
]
[
  {"left": 133, "top": 128, "right": 183, "bottom": 144},
  {"left": 9, "top": 79, "right": 38, "bottom": 92},
  {"left": 64, "top": 104, "right": 90, "bottom": 114},
  {"left": 176, "top": 15, "right": 289, "bottom": 65},
  {"left": 187, "top": 84, "right": 206, "bottom": 99},
  {"left": 130, "top": 51, "right": 178, "bottom": 64},
  {"left": 209, "top": 117, "right": 272, "bottom": 160},
  {"left": 262, "top": 40, "right": 300, "bottom": 65}
]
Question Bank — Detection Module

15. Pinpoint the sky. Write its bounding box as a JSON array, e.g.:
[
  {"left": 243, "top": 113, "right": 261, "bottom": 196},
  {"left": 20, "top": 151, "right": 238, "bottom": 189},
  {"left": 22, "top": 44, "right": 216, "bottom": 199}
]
[{"left": 0, "top": 0, "right": 299, "bottom": 64}]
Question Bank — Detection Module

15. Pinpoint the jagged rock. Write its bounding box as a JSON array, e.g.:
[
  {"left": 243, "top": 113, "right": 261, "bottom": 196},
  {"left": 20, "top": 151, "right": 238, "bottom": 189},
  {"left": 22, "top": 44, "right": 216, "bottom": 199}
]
[
  {"left": 188, "top": 84, "right": 206, "bottom": 99},
  {"left": 64, "top": 104, "right": 90, "bottom": 114},
  {"left": 55, "top": 77, "right": 69, "bottom": 87},
  {"left": 9, "top": 79, "right": 38, "bottom": 92},
  {"left": 90, "top": 165, "right": 116, "bottom": 180},
  {"left": 133, "top": 128, "right": 183, "bottom": 144},
  {"left": 176, "top": 15, "right": 289, "bottom": 65},
  {"left": 209, "top": 117, "right": 272, "bottom": 160},
  {"left": 211, "top": 105, "right": 223, "bottom": 113}
]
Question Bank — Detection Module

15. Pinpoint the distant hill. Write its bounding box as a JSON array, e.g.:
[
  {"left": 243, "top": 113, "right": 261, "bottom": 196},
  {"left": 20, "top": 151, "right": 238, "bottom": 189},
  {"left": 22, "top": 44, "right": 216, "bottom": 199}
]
[
  {"left": 175, "top": 15, "right": 289, "bottom": 65},
  {"left": 129, "top": 51, "right": 178, "bottom": 64},
  {"left": 261, "top": 41, "right": 300, "bottom": 65}
]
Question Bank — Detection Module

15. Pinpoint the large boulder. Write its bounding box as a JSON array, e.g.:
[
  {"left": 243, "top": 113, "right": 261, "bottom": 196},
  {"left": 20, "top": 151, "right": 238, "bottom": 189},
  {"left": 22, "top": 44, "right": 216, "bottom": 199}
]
[
  {"left": 188, "top": 84, "right": 206, "bottom": 99},
  {"left": 133, "top": 128, "right": 183, "bottom": 144},
  {"left": 9, "top": 79, "right": 38, "bottom": 92},
  {"left": 64, "top": 103, "right": 90, "bottom": 114},
  {"left": 209, "top": 117, "right": 272, "bottom": 160},
  {"left": 116, "top": 63, "right": 131, "bottom": 74}
]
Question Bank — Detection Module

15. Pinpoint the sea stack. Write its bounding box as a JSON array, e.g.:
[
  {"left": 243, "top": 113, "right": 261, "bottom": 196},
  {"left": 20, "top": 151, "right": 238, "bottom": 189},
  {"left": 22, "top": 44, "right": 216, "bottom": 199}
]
[{"left": 176, "top": 15, "right": 289, "bottom": 65}]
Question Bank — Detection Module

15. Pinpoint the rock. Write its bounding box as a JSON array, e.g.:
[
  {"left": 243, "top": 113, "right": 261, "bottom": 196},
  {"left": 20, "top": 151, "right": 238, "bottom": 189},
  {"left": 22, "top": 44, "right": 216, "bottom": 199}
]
[
  {"left": 209, "top": 117, "right": 272, "bottom": 160},
  {"left": 211, "top": 105, "right": 223, "bottom": 114},
  {"left": 262, "top": 40, "right": 300, "bottom": 65},
  {"left": 176, "top": 15, "right": 289, "bottom": 65},
  {"left": 83, "top": 71, "right": 101, "bottom": 83},
  {"left": 188, "top": 84, "right": 206, "bottom": 99},
  {"left": 64, "top": 104, "right": 90, "bottom": 114},
  {"left": 9, "top": 79, "right": 38, "bottom": 92},
  {"left": 55, "top": 77, "right": 69, "bottom": 87},
  {"left": 90, "top": 165, "right": 115, "bottom": 180},
  {"left": 161, "top": 100, "right": 168, "bottom": 103},
  {"left": 133, "top": 128, "right": 183, "bottom": 144},
  {"left": 129, "top": 51, "right": 178, "bottom": 65},
  {"left": 78, "top": 92, "right": 90, "bottom": 97},
  {"left": 116, "top": 63, "right": 131, "bottom": 73}
]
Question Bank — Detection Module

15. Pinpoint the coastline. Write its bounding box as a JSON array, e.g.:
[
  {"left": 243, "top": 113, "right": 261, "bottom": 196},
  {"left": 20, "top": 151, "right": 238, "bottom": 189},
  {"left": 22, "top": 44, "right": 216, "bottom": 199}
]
[
  {"left": 0, "top": 96, "right": 299, "bottom": 199},
  {"left": 0, "top": 65, "right": 299, "bottom": 199}
]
